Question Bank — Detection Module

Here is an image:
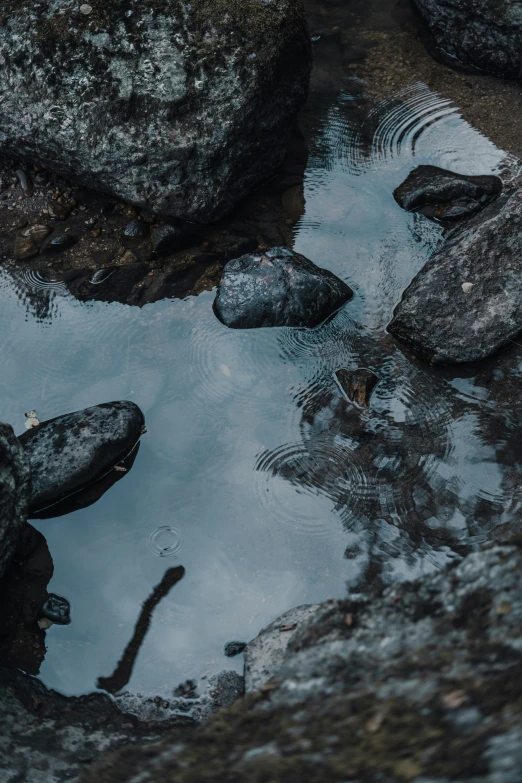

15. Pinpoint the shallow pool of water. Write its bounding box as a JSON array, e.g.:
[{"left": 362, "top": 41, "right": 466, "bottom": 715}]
[{"left": 2, "top": 79, "right": 522, "bottom": 700}]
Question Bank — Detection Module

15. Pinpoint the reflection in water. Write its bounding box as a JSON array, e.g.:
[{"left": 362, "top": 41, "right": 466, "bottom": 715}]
[
  {"left": 97, "top": 566, "right": 185, "bottom": 695},
  {"left": 0, "top": 74, "right": 521, "bottom": 698},
  {"left": 0, "top": 525, "right": 54, "bottom": 674}
]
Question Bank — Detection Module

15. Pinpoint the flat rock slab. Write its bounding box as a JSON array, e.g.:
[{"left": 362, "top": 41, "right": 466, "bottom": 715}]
[
  {"left": 0, "top": 0, "right": 311, "bottom": 221},
  {"left": 394, "top": 165, "right": 502, "bottom": 221},
  {"left": 0, "top": 422, "right": 30, "bottom": 579},
  {"left": 244, "top": 604, "right": 322, "bottom": 693},
  {"left": 389, "top": 189, "right": 522, "bottom": 364},
  {"left": 213, "top": 247, "right": 353, "bottom": 328},
  {"left": 19, "top": 401, "right": 144, "bottom": 515},
  {"left": 414, "top": 0, "right": 522, "bottom": 79}
]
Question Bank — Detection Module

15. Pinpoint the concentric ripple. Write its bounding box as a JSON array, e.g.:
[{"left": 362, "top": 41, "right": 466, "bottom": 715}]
[{"left": 148, "top": 526, "right": 184, "bottom": 558}]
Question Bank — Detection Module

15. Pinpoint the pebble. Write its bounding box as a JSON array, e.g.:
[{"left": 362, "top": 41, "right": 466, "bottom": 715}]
[
  {"left": 462, "top": 282, "right": 474, "bottom": 294},
  {"left": 224, "top": 641, "right": 247, "bottom": 657},
  {"left": 41, "top": 594, "right": 71, "bottom": 625},
  {"left": 38, "top": 618, "right": 53, "bottom": 630},
  {"left": 80, "top": 4, "right": 92, "bottom": 14}
]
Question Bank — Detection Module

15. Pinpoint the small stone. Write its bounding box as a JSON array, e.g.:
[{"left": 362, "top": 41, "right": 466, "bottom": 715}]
[
  {"left": 123, "top": 219, "right": 147, "bottom": 239},
  {"left": 38, "top": 617, "right": 52, "bottom": 630},
  {"left": 462, "top": 282, "right": 474, "bottom": 294},
  {"left": 335, "top": 368, "right": 379, "bottom": 408},
  {"left": 48, "top": 199, "right": 76, "bottom": 220},
  {"left": 42, "top": 594, "right": 71, "bottom": 625},
  {"left": 224, "top": 641, "right": 247, "bottom": 657},
  {"left": 14, "top": 235, "right": 38, "bottom": 260},
  {"left": 80, "top": 4, "right": 92, "bottom": 14},
  {"left": 118, "top": 250, "right": 138, "bottom": 265}
]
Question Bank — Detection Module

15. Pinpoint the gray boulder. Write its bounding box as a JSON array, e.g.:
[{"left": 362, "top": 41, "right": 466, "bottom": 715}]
[
  {"left": 19, "top": 401, "right": 144, "bottom": 515},
  {"left": 79, "top": 542, "right": 522, "bottom": 783},
  {"left": 213, "top": 247, "right": 353, "bottom": 328},
  {"left": 389, "top": 189, "right": 522, "bottom": 364},
  {"left": 394, "top": 165, "right": 502, "bottom": 221},
  {"left": 414, "top": 0, "right": 522, "bottom": 78},
  {"left": 0, "top": 422, "right": 30, "bottom": 579},
  {"left": 0, "top": 0, "right": 311, "bottom": 221}
]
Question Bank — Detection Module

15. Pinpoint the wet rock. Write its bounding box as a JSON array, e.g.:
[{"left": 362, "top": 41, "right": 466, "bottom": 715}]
[
  {"left": 414, "top": 0, "right": 522, "bottom": 79},
  {"left": 80, "top": 543, "right": 522, "bottom": 783},
  {"left": 389, "top": 189, "right": 522, "bottom": 363},
  {"left": 224, "top": 641, "right": 247, "bottom": 658},
  {"left": 47, "top": 200, "right": 76, "bottom": 220},
  {"left": 213, "top": 247, "right": 353, "bottom": 329},
  {"left": 18, "top": 401, "right": 144, "bottom": 515},
  {"left": 122, "top": 220, "right": 148, "bottom": 240},
  {"left": 335, "top": 368, "right": 379, "bottom": 407},
  {"left": 13, "top": 234, "right": 37, "bottom": 261},
  {"left": 151, "top": 223, "right": 193, "bottom": 256},
  {"left": 0, "top": 1, "right": 311, "bottom": 221},
  {"left": 394, "top": 165, "right": 502, "bottom": 221},
  {"left": 41, "top": 594, "right": 70, "bottom": 625},
  {"left": 244, "top": 604, "right": 322, "bottom": 693},
  {"left": 0, "top": 668, "right": 193, "bottom": 783},
  {"left": 0, "top": 422, "right": 30, "bottom": 579},
  {"left": 43, "top": 234, "right": 77, "bottom": 253}
]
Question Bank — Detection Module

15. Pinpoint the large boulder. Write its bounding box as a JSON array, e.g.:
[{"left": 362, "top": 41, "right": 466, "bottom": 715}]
[
  {"left": 394, "top": 165, "right": 502, "bottom": 222},
  {"left": 0, "top": 0, "right": 312, "bottom": 221},
  {"left": 389, "top": 189, "right": 522, "bottom": 364},
  {"left": 18, "top": 401, "right": 144, "bottom": 515},
  {"left": 0, "top": 422, "right": 30, "bottom": 579},
  {"left": 79, "top": 542, "right": 522, "bottom": 783},
  {"left": 413, "top": 0, "right": 522, "bottom": 78},
  {"left": 213, "top": 247, "right": 353, "bottom": 328}
]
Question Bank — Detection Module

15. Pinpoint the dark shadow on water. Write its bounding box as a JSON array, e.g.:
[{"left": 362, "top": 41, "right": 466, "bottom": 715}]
[{"left": 97, "top": 566, "right": 185, "bottom": 695}]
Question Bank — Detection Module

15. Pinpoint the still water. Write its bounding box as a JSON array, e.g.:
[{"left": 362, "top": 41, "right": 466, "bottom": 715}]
[{"left": 1, "top": 81, "right": 521, "bottom": 699}]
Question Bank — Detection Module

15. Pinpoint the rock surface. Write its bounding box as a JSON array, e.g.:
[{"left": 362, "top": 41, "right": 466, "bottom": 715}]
[
  {"left": 413, "top": 0, "right": 522, "bottom": 79},
  {"left": 0, "top": 667, "right": 194, "bottom": 783},
  {"left": 19, "top": 401, "right": 144, "bottom": 515},
  {"left": 0, "top": 0, "right": 311, "bottom": 221},
  {"left": 79, "top": 541, "right": 522, "bottom": 783},
  {"left": 334, "top": 368, "right": 379, "bottom": 407},
  {"left": 0, "top": 421, "right": 30, "bottom": 579},
  {"left": 389, "top": 189, "right": 522, "bottom": 364},
  {"left": 394, "top": 165, "right": 502, "bottom": 221},
  {"left": 213, "top": 247, "right": 353, "bottom": 328},
  {"left": 244, "top": 604, "right": 321, "bottom": 692}
]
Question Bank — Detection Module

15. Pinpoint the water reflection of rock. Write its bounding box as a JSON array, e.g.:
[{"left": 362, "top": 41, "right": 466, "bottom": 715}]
[
  {"left": 258, "top": 330, "right": 522, "bottom": 591},
  {"left": 0, "top": 124, "right": 308, "bottom": 309},
  {"left": 0, "top": 525, "right": 54, "bottom": 675}
]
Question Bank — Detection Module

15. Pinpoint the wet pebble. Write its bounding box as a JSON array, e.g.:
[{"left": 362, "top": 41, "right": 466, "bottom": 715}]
[
  {"left": 80, "top": 4, "right": 92, "bottom": 14},
  {"left": 14, "top": 235, "right": 38, "bottom": 261},
  {"left": 224, "top": 641, "right": 247, "bottom": 657},
  {"left": 46, "top": 234, "right": 75, "bottom": 252},
  {"left": 48, "top": 199, "right": 76, "bottom": 220},
  {"left": 41, "top": 594, "right": 71, "bottom": 625},
  {"left": 123, "top": 219, "right": 148, "bottom": 239},
  {"left": 335, "top": 368, "right": 379, "bottom": 408}
]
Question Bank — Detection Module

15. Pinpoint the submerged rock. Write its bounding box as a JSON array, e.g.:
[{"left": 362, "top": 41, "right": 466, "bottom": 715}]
[
  {"left": 19, "top": 401, "right": 144, "bottom": 515},
  {"left": 224, "top": 641, "right": 247, "bottom": 658},
  {"left": 213, "top": 247, "right": 353, "bottom": 329},
  {"left": 80, "top": 542, "right": 522, "bottom": 783},
  {"left": 0, "top": 0, "right": 311, "bottom": 221},
  {"left": 0, "top": 423, "right": 30, "bottom": 579},
  {"left": 389, "top": 189, "right": 522, "bottom": 363},
  {"left": 394, "top": 165, "right": 502, "bottom": 221},
  {"left": 334, "top": 368, "right": 379, "bottom": 407},
  {"left": 414, "top": 0, "right": 522, "bottom": 79}
]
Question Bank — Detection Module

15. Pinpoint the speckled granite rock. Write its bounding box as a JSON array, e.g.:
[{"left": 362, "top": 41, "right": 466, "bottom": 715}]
[
  {"left": 79, "top": 541, "right": 522, "bottom": 783},
  {"left": 0, "top": 0, "right": 311, "bottom": 220},
  {"left": 18, "top": 401, "right": 144, "bottom": 515},
  {"left": 389, "top": 189, "right": 522, "bottom": 364},
  {"left": 0, "top": 422, "right": 30, "bottom": 578},
  {"left": 0, "top": 667, "right": 194, "bottom": 783},
  {"left": 213, "top": 247, "right": 353, "bottom": 328},
  {"left": 414, "top": 0, "right": 522, "bottom": 78}
]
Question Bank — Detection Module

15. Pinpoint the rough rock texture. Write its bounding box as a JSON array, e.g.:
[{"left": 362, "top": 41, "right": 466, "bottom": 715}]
[
  {"left": 80, "top": 542, "right": 522, "bottom": 783},
  {"left": 213, "top": 247, "right": 353, "bottom": 328},
  {"left": 18, "top": 401, "right": 144, "bottom": 515},
  {"left": 0, "top": 0, "right": 311, "bottom": 221},
  {"left": 413, "top": 0, "right": 522, "bottom": 78},
  {"left": 389, "top": 189, "right": 522, "bottom": 364},
  {"left": 0, "top": 421, "right": 30, "bottom": 579},
  {"left": 394, "top": 165, "right": 502, "bottom": 221},
  {"left": 244, "top": 604, "right": 321, "bottom": 693},
  {"left": 0, "top": 667, "right": 194, "bottom": 783}
]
